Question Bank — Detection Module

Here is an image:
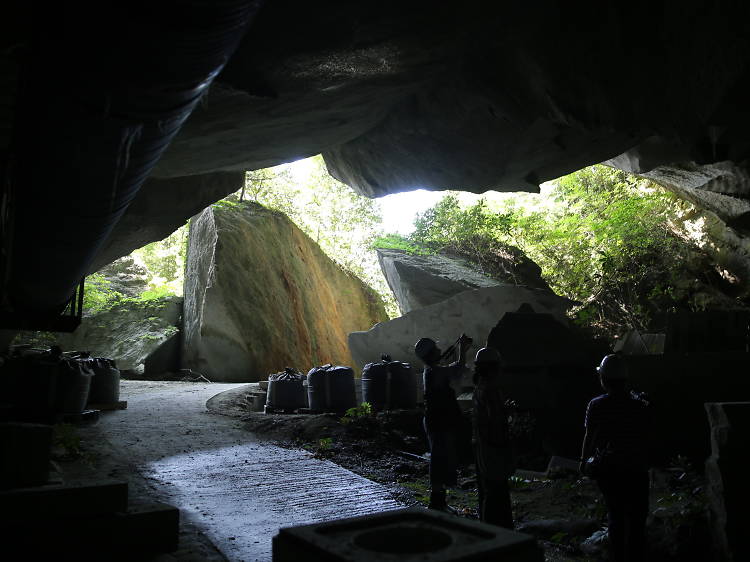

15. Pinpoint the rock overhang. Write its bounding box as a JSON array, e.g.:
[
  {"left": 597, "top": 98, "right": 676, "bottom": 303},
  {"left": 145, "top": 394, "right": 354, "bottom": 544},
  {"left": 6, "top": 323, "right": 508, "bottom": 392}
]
[{"left": 4, "top": 2, "right": 750, "bottom": 311}]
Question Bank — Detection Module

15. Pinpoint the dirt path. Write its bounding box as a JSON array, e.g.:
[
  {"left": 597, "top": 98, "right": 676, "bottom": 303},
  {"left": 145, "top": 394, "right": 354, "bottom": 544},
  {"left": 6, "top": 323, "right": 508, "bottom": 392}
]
[{"left": 81, "top": 381, "right": 402, "bottom": 562}]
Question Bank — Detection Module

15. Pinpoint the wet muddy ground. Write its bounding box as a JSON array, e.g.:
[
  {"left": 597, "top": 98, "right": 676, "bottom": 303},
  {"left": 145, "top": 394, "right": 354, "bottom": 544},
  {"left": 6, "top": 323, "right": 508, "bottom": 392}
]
[
  {"left": 221, "top": 386, "right": 713, "bottom": 562},
  {"left": 55, "top": 381, "right": 713, "bottom": 561}
]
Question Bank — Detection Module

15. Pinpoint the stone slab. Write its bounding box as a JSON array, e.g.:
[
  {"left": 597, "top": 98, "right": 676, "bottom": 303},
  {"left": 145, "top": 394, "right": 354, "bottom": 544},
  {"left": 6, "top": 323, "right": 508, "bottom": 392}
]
[
  {"left": 7, "top": 500, "right": 180, "bottom": 558},
  {"left": 0, "top": 480, "right": 129, "bottom": 519},
  {"left": 115, "top": 501, "right": 180, "bottom": 554}
]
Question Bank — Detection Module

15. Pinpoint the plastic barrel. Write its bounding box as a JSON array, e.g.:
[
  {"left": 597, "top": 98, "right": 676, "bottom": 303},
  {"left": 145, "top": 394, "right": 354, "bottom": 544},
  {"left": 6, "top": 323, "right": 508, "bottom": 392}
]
[
  {"left": 361, "top": 362, "right": 388, "bottom": 410},
  {"left": 388, "top": 361, "right": 417, "bottom": 409},
  {"left": 307, "top": 365, "right": 356, "bottom": 413}
]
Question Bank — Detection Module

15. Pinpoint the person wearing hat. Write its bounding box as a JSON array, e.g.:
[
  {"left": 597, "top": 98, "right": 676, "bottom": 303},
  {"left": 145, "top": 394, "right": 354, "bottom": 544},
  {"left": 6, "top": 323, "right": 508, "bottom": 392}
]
[
  {"left": 580, "top": 353, "right": 650, "bottom": 562},
  {"left": 414, "top": 333, "right": 472, "bottom": 511},
  {"left": 472, "top": 346, "right": 514, "bottom": 528}
]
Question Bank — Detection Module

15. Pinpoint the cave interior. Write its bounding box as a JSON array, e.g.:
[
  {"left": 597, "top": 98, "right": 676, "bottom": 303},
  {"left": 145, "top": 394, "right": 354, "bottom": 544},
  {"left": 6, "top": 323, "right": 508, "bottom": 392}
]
[{"left": 1, "top": 2, "right": 750, "bottom": 560}]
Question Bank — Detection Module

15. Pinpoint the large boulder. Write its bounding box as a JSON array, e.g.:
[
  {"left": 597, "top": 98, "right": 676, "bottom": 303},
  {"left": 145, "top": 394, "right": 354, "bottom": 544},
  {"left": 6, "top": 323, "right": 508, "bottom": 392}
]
[
  {"left": 348, "top": 285, "right": 572, "bottom": 370},
  {"left": 182, "top": 202, "right": 388, "bottom": 382},
  {"left": 486, "top": 307, "right": 605, "bottom": 458},
  {"left": 376, "top": 249, "right": 500, "bottom": 315},
  {"left": 56, "top": 296, "right": 182, "bottom": 374},
  {"left": 377, "top": 248, "right": 552, "bottom": 315}
]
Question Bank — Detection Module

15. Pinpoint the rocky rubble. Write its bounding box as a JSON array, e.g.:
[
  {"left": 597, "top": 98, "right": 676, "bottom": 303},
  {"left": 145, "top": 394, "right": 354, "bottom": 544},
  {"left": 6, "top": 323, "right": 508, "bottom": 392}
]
[{"left": 56, "top": 296, "right": 182, "bottom": 375}]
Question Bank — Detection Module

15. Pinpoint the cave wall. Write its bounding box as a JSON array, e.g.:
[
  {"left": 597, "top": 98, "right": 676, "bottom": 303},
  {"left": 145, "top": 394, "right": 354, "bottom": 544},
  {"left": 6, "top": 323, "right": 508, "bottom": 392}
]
[
  {"left": 100, "top": 2, "right": 750, "bottom": 269},
  {"left": 182, "top": 202, "right": 387, "bottom": 382},
  {"left": 151, "top": 2, "right": 750, "bottom": 194}
]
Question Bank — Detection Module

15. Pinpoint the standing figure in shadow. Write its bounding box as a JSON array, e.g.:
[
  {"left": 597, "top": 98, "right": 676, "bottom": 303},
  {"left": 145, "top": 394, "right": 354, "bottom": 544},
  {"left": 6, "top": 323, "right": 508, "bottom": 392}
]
[
  {"left": 415, "top": 333, "right": 472, "bottom": 512},
  {"left": 472, "top": 346, "right": 514, "bottom": 528},
  {"left": 580, "top": 353, "right": 650, "bottom": 562}
]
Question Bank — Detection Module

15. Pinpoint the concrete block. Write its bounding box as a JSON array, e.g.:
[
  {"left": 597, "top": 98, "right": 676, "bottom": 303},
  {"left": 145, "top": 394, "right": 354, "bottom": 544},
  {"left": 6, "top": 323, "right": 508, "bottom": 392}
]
[
  {"left": 114, "top": 501, "right": 180, "bottom": 553},
  {"left": 0, "top": 479, "right": 129, "bottom": 519},
  {"left": 273, "top": 506, "right": 543, "bottom": 561},
  {"left": 7, "top": 500, "right": 179, "bottom": 558},
  {"left": 247, "top": 391, "right": 267, "bottom": 412},
  {"left": 0, "top": 422, "right": 52, "bottom": 489}
]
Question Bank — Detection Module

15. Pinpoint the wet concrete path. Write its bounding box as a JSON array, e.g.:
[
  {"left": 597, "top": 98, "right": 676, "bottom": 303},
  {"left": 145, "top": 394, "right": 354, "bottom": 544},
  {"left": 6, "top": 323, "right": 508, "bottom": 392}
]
[{"left": 91, "top": 381, "right": 402, "bottom": 561}]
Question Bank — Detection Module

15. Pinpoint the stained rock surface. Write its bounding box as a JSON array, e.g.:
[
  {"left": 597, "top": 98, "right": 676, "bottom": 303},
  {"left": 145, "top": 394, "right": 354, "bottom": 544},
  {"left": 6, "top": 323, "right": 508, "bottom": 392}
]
[{"left": 182, "top": 201, "right": 387, "bottom": 382}]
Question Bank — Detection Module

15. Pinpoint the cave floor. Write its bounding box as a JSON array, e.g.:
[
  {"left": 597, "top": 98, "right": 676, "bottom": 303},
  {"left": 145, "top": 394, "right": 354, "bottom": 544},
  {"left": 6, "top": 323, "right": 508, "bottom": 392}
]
[
  {"left": 216, "top": 385, "right": 712, "bottom": 562},
  {"left": 57, "top": 381, "right": 401, "bottom": 561}
]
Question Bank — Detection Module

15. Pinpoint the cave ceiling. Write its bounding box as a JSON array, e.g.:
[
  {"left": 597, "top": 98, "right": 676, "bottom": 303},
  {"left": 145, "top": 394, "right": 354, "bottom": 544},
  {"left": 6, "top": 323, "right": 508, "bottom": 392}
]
[{"left": 2, "top": 1, "right": 750, "bottom": 315}]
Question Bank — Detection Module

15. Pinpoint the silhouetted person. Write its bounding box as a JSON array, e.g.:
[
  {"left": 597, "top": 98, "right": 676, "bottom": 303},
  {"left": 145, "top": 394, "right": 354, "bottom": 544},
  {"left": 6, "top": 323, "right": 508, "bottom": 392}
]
[
  {"left": 415, "top": 334, "right": 472, "bottom": 511},
  {"left": 472, "top": 347, "right": 514, "bottom": 528},
  {"left": 580, "top": 354, "right": 650, "bottom": 562}
]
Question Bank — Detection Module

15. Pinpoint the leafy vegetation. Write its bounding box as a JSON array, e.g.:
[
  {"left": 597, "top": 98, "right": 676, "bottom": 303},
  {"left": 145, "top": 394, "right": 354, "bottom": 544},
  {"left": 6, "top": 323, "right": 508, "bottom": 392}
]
[
  {"left": 341, "top": 401, "right": 373, "bottom": 424},
  {"left": 371, "top": 233, "right": 431, "bottom": 255},
  {"left": 234, "top": 156, "right": 399, "bottom": 316},
  {"left": 374, "top": 165, "right": 724, "bottom": 337},
  {"left": 82, "top": 159, "right": 731, "bottom": 336},
  {"left": 131, "top": 225, "right": 188, "bottom": 294},
  {"left": 82, "top": 222, "right": 188, "bottom": 314},
  {"left": 82, "top": 273, "right": 178, "bottom": 315}
]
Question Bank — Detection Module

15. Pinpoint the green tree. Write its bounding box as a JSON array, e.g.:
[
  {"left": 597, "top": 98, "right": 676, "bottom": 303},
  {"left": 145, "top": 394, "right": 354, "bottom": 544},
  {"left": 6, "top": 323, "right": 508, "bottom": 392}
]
[{"left": 387, "top": 165, "right": 708, "bottom": 337}]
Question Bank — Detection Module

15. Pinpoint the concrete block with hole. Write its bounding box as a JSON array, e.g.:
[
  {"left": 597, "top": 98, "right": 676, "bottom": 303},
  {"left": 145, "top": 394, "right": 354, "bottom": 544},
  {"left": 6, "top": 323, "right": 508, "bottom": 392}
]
[{"left": 273, "top": 506, "right": 543, "bottom": 561}]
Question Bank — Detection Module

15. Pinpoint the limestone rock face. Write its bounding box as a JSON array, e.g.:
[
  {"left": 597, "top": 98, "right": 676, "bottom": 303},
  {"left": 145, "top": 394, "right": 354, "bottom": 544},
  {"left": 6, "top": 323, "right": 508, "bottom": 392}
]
[
  {"left": 6, "top": 4, "right": 750, "bottom": 301},
  {"left": 607, "top": 158, "right": 750, "bottom": 297},
  {"left": 377, "top": 249, "right": 498, "bottom": 315},
  {"left": 57, "top": 296, "right": 182, "bottom": 374},
  {"left": 376, "top": 248, "right": 551, "bottom": 314},
  {"left": 182, "top": 202, "right": 388, "bottom": 382},
  {"left": 96, "top": 256, "right": 149, "bottom": 298},
  {"left": 348, "top": 285, "right": 572, "bottom": 370}
]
